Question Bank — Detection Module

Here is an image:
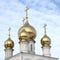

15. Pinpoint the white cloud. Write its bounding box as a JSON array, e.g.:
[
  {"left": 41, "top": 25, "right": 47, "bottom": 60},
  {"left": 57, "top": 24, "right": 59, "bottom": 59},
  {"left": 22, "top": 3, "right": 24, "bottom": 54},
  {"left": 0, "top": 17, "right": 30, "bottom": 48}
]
[{"left": 20, "top": 0, "right": 57, "bottom": 11}]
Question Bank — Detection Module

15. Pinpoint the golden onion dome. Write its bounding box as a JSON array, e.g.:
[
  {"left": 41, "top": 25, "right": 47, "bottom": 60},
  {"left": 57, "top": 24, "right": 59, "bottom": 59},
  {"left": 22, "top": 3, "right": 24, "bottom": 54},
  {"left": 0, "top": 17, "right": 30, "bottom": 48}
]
[
  {"left": 18, "top": 21, "right": 36, "bottom": 40},
  {"left": 18, "top": 7, "right": 36, "bottom": 40},
  {"left": 4, "top": 38, "right": 14, "bottom": 49},
  {"left": 41, "top": 24, "right": 51, "bottom": 47},
  {"left": 4, "top": 28, "right": 14, "bottom": 49},
  {"left": 19, "top": 29, "right": 29, "bottom": 42},
  {"left": 41, "top": 35, "right": 51, "bottom": 46}
]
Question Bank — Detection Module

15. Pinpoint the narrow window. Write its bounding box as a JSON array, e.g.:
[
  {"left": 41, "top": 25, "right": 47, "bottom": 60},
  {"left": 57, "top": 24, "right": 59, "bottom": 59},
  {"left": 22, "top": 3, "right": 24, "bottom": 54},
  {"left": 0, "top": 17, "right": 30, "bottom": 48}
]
[{"left": 31, "top": 44, "right": 32, "bottom": 51}]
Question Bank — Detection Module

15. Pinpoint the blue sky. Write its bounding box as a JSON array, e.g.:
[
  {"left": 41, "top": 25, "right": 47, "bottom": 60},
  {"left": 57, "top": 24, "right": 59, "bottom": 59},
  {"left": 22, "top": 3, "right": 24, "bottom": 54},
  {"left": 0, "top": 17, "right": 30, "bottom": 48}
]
[{"left": 0, "top": 0, "right": 60, "bottom": 60}]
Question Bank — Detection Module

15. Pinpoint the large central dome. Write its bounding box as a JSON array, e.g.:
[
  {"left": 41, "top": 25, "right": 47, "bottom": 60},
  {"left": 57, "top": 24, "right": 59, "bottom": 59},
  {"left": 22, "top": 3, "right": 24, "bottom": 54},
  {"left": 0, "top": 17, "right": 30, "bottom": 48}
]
[
  {"left": 18, "top": 7, "right": 36, "bottom": 41},
  {"left": 18, "top": 20, "right": 36, "bottom": 40}
]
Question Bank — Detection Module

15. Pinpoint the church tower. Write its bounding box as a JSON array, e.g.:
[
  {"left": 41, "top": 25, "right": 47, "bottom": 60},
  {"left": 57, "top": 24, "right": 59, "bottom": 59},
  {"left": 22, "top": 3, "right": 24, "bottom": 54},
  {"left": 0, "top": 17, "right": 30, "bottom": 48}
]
[
  {"left": 41, "top": 24, "right": 51, "bottom": 56},
  {"left": 18, "top": 7, "right": 36, "bottom": 54},
  {"left": 4, "top": 28, "right": 14, "bottom": 60},
  {"left": 3, "top": 7, "right": 59, "bottom": 60}
]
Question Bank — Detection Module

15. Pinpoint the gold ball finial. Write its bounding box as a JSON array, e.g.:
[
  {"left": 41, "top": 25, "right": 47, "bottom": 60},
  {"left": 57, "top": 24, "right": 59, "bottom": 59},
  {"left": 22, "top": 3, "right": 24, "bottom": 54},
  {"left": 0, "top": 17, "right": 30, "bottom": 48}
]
[
  {"left": 4, "top": 28, "right": 14, "bottom": 49},
  {"left": 41, "top": 24, "right": 51, "bottom": 47}
]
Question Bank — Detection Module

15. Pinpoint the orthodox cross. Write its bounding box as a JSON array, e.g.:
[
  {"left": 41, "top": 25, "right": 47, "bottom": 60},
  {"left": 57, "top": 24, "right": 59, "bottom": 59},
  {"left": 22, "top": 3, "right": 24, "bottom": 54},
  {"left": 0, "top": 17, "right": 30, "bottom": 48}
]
[
  {"left": 44, "top": 24, "right": 47, "bottom": 35},
  {"left": 22, "top": 18, "right": 25, "bottom": 25},
  {"left": 8, "top": 27, "right": 11, "bottom": 37},
  {"left": 25, "top": 7, "right": 29, "bottom": 22},
  {"left": 25, "top": 7, "right": 29, "bottom": 17}
]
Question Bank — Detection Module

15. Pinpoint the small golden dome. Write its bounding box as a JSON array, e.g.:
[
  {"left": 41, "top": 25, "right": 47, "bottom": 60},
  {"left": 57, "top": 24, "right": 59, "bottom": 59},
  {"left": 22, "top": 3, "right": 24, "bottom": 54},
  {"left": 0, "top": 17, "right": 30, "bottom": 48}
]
[
  {"left": 18, "top": 21, "right": 36, "bottom": 40},
  {"left": 41, "top": 35, "right": 51, "bottom": 46},
  {"left": 4, "top": 38, "right": 14, "bottom": 49},
  {"left": 19, "top": 29, "right": 29, "bottom": 42},
  {"left": 41, "top": 24, "right": 51, "bottom": 47},
  {"left": 4, "top": 28, "right": 14, "bottom": 49}
]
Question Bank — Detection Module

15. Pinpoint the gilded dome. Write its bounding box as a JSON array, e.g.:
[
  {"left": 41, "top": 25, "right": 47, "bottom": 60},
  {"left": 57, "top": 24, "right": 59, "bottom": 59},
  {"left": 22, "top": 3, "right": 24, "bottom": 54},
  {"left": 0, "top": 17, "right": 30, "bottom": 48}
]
[
  {"left": 18, "top": 21, "right": 36, "bottom": 40},
  {"left": 19, "top": 29, "right": 29, "bottom": 42},
  {"left": 41, "top": 35, "right": 51, "bottom": 46},
  {"left": 4, "top": 38, "right": 14, "bottom": 49},
  {"left": 18, "top": 7, "right": 36, "bottom": 40}
]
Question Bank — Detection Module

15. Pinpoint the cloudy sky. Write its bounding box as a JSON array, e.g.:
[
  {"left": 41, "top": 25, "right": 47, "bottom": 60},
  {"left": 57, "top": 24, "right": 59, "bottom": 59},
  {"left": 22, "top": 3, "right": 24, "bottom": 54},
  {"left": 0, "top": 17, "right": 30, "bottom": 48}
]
[{"left": 0, "top": 0, "right": 60, "bottom": 60}]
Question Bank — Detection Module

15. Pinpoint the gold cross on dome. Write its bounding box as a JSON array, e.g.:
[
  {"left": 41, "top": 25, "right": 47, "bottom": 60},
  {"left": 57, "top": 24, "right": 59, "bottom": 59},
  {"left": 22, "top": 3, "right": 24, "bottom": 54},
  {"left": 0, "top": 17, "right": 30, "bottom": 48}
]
[
  {"left": 8, "top": 27, "right": 11, "bottom": 37},
  {"left": 22, "top": 18, "right": 25, "bottom": 25},
  {"left": 44, "top": 24, "right": 47, "bottom": 35},
  {"left": 25, "top": 7, "right": 29, "bottom": 17}
]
